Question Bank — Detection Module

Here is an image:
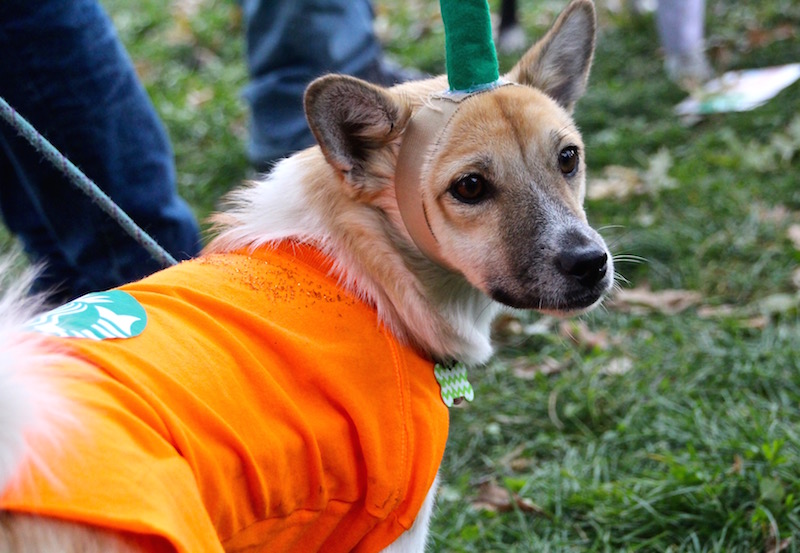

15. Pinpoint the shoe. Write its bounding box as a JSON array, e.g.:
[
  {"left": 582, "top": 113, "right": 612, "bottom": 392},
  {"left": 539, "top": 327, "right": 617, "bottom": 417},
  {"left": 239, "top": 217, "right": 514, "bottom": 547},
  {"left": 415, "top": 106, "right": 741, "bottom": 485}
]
[{"left": 665, "top": 48, "right": 713, "bottom": 91}]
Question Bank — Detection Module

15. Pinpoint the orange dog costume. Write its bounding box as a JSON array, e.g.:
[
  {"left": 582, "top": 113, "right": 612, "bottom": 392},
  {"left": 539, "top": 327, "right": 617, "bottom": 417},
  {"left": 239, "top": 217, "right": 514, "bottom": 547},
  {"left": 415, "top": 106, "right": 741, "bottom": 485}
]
[{"left": 0, "top": 243, "right": 449, "bottom": 553}]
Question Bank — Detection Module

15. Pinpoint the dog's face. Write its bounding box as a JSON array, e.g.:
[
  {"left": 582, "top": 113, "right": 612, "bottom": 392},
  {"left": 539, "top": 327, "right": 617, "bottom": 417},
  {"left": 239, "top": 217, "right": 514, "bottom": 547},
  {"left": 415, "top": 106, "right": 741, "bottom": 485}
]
[
  {"left": 419, "top": 84, "right": 610, "bottom": 313},
  {"left": 305, "top": 0, "right": 612, "bottom": 315}
]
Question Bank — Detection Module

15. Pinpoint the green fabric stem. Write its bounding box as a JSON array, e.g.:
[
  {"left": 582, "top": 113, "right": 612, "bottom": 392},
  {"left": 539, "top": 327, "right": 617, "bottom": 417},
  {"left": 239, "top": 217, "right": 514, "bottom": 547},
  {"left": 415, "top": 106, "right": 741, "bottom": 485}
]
[{"left": 440, "top": 0, "right": 500, "bottom": 91}]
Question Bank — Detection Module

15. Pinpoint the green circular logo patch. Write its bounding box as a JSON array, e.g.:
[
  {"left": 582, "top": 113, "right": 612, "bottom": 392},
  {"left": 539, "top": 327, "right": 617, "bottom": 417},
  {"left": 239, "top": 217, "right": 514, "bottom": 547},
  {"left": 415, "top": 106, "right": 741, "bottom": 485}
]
[{"left": 26, "top": 290, "right": 147, "bottom": 340}]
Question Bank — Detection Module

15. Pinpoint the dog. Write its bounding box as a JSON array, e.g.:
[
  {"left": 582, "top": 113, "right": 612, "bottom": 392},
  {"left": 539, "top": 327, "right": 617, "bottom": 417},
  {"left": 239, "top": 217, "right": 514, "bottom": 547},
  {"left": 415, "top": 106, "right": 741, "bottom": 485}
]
[{"left": 0, "top": 1, "right": 611, "bottom": 551}]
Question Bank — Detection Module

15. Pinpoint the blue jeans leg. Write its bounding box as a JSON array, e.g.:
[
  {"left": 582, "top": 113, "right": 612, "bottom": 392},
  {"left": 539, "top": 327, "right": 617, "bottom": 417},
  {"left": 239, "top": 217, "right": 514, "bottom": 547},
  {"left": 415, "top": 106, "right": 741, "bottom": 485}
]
[
  {"left": 240, "top": 0, "right": 383, "bottom": 168},
  {"left": 655, "top": 0, "right": 706, "bottom": 57},
  {"left": 0, "top": 0, "right": 201, "bottom": 303}
]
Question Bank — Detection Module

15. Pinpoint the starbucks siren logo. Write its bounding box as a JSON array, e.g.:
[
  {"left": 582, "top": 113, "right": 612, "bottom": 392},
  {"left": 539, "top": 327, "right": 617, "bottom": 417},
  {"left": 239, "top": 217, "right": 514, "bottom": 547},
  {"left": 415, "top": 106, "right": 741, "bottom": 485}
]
[{"left": 26, "top": 290, "right": 147, "bottom": 340}]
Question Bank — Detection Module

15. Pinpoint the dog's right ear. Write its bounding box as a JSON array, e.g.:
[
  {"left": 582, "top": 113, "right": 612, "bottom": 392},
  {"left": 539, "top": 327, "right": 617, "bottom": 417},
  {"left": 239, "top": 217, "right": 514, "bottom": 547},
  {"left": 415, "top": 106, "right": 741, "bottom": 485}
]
[
  {"left": 305, "top": 75, "right": 411, "bottom": 193},
  {"left": 505, "top": 0, "right": 596, "bottom": 112}
]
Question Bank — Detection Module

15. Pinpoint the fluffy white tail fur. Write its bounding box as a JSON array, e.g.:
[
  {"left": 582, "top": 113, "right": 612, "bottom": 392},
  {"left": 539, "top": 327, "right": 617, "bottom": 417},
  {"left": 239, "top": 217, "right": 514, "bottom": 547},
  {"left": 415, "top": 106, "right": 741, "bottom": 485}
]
[{"left": 0, "top": 253, "right": 73, "bottom": 494}]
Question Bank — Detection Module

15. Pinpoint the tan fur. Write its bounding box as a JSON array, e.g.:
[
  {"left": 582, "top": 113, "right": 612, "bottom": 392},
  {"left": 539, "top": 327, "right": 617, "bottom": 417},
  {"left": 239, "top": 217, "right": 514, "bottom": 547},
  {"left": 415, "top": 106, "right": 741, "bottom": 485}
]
[{"left": 1, "top": 1, "right": 612, "bottom": 550}]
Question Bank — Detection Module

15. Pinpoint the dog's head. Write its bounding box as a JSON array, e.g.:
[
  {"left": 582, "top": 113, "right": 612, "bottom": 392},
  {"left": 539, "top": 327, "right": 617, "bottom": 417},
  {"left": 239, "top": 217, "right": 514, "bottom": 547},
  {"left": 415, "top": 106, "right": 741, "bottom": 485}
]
[{"left": 305, "top": 0, "right": 612, "bottom": 316}]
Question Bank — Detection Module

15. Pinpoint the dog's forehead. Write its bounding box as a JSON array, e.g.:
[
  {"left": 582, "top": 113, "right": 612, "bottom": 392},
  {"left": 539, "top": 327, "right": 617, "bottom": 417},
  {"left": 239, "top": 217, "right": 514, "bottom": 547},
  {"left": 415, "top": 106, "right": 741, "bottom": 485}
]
[
  {"left": 440, "top": 86, "right": 582, "bottom": 157},
  {"left": 433, "top": 86, "right": 583, "bottom": 173}
]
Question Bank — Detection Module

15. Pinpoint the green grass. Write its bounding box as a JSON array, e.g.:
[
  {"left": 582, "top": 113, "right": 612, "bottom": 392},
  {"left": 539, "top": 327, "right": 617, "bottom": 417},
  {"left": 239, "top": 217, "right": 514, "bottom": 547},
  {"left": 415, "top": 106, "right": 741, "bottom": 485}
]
[{"left": 100, "top": 0, "right": 800, "bottom": 550}]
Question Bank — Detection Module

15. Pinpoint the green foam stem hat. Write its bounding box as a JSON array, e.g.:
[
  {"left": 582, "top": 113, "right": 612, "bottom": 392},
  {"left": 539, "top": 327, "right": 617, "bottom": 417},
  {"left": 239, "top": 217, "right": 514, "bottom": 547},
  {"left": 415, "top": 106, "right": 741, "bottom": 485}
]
[{"left": 440, "top": 0, "right": 500, "bottom": 91}]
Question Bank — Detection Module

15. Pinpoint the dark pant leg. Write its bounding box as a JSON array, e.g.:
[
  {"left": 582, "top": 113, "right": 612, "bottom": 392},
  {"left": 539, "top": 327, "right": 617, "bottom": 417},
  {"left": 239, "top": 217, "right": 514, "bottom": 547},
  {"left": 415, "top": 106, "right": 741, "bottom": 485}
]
[{"left": 0, "top": 0, "right": 201, "bottom": 302}]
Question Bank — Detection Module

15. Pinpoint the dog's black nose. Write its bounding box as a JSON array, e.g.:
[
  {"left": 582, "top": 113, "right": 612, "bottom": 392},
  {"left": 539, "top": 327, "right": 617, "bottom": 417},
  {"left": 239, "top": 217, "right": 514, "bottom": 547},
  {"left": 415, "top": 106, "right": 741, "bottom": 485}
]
[{"left": 556, "top": 247, "right": 608, "bottom": 288}]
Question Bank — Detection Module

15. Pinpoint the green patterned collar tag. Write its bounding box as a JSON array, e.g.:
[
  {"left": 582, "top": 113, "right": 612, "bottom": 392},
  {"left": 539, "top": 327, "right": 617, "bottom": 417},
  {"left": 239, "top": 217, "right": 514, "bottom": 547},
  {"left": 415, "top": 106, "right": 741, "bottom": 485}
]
[
  {"left": 25, "top": 290, "right": 147, "bottom": 340},
  {"left": 434, "top": 362, "right": 474, "bottom": 408}
]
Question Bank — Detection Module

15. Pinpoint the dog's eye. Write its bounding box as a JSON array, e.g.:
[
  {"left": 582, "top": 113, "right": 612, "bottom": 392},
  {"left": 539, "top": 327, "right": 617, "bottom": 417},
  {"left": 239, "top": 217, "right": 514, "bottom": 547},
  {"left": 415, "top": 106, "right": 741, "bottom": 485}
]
[
  {"left": 449, "top": 174, "right": 490, "bottom": 204},
  {"left": 558, "top": 146, "right": 580, "bottom": 176}
]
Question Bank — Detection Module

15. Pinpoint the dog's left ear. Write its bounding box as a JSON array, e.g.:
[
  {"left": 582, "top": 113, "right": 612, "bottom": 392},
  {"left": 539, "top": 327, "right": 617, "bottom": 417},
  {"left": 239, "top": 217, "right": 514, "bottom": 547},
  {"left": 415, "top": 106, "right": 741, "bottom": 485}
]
[
  {"left": 305, "top": 75, "right": 410, "bottom": 192},
  {"left": 505, "top": 0, "right": 596, "bottom": 112}
]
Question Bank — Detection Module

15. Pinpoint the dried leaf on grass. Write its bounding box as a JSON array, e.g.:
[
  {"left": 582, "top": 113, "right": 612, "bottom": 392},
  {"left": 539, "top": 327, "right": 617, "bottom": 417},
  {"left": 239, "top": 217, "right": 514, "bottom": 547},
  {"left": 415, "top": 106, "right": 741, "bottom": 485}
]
[
  {"left": 697, "top": 304, "right": 769, "bottom": 329},
  {"left": 642, "top": 148, "right": 678, "bottom": 193},
  {"left": 746, "top": 23, "right": 797, "bottom": 50},
  {"left": 587, "top": 148, "right": 677, "bottom": 200},
  {"left": 765, "top": 523, "right": 793, "bottom": 553},
  {"left": 496, "top": 444, "right": 532, "bottom": 473},
  {"left": 559, "top": 320, "right": 614, "bottom": 350},
  {"left": 492, "top": 313, "right": 525, "bottom": 337},
  {"left": 493, "top": 314, "right": 556, "bottom": 338},
  {"left": 471, "top": 480, "right": 548, "bottom": 517},
  {"left": 792, "top": 268, "right": 800, "bottom": 290},
  {"left": 172, "top": 0, "right": 206, "bottom": 17},
  {"left": 787, "top": 224, "right": 800, "bottom": 250},
  {"left": 609, "top": 286, "right": 702, "bottom": 315},
  {"left": 187, "top": 88, "right": 215, "bottom": 108},
  {"left": 730, "top": 454, "right": 744, "bottom": 475},
  {"left": 587, "top": 166, "right": 641, "bottom": 200},
  {"left": 755, "top": 203, "right": 791, "bottom": 225},
  {"left": 696, "top": 304, "right": 737, "bottom": 318},
  {"left": 755, "top": 293, "right": 800, "bottom": 317},
  {"left": 600, "top": 356, "right": 634, "bottom": 376},
  {"left": 509, "top": 356, "right": 566, "bottom": 379},
  {"left": 168, "top": 7, "right": 197, "bottom": 45},
  {"left": 697, "top": 293, "right": 800, "bottom": 327}
]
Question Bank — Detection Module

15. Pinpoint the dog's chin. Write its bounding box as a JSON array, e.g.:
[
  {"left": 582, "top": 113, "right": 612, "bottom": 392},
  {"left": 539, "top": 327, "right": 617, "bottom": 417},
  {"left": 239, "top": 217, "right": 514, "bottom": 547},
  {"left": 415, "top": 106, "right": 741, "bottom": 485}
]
[{"left": 489, "top": 287, "right": 608, "bottom": 316}]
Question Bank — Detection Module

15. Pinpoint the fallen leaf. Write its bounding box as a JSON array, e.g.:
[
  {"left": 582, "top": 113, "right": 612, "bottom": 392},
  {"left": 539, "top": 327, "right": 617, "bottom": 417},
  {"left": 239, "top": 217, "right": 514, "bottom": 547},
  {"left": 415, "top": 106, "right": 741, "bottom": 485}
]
[
  {"left": 509, "top": 356, "right": 566, "bottom": 379},
  {"left": 746, "top": 23, "right": 797, "bottom": 50},
  {"left": 515, "top": 495, "right": 548, "bottom": 516},
  {"left": 755, "top": 203, "right": 790, "bottom": 224},
  {"left": 697, "top": 304, "right": 736, "bottom": 318},
  {"left": 587, "top": 165, "right": 641, "bottom": 200},
  {"left": 187, "top": 88, "right": 214, "bottom": 108},
  {"left": 642, "top": 148, "right": 678, "bottom": 193},
  {"left": 744, "top": 315, "right": 769, "bottom": 330},
  {"left": 492, "top": 313, "right": 524, "bottom": 337},
  {"left": 774, "top": 539, "right": 792, "bottom": 553},
  {"left": 559, "top": 320, "right": 612, "bottom": 350},
  {"left": 609, "top": 286, "right": 702, "bottom": 315},
  {"left": 697, "top": 304, "right": 769, "bottom": 329},
  {"left": 730, "top": 454, "right": 743, "bottom": 475},
  {"left": 509, "top": 457, "right": 533, "bottom": 472},
  {"left": 492, "top": 314, "right": 556, "bottom": 338},
  {"left": 600, "top": 356, "right": 634, "bottom": 376},
  {"left": 470, "top": 481, "right": 548, "bottom": 517},
  {"left": 497, "top": 444, "right": 529, "bottom": 471},
  {"left": 522, "top": 317, "right": 557, "bottom": 336},
  {"left": 167, "top": 10, "right": 196, "bottom": 45},
  {"left": 766, "top": 536, "right": 792, "bottom": 553},
  {"left": 172, "top": 0, "right": 207, "bottom": 18},
  {"left": 755, "top": 293, "right": 800, "bottom": 317},
  {"left": 471, "top": 480, "right": 511, "bottom": 512},
  {"left": 792, "top": 268, "right": 800, "bottom": 290},
  {"left": 788, "top": 224, "right": 800, "bottom": 250},
  {"left": 436, "top": 484, "right": 462, "bottom": 503}
]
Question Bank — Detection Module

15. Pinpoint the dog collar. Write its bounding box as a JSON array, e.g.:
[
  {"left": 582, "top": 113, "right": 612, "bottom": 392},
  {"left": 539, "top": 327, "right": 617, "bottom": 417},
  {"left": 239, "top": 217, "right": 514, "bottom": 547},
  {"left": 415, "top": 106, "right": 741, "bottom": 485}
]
[{"left": 394, "top": 81, "right": 515, "bottom": 269}]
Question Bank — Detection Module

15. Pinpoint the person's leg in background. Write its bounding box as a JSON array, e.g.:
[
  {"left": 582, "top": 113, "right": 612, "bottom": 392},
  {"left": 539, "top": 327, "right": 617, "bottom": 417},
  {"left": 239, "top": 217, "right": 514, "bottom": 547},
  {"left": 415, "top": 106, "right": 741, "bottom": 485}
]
[
  {"left": 0, "top": 0, "right": 201, "bottom": 304},
  {"left": 655, "top": 0, "right": 712, "bottom": 89},
  {"left": 240, "top": 0, "right": 419, "bottom": 170}
]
